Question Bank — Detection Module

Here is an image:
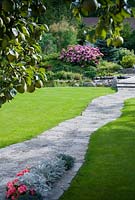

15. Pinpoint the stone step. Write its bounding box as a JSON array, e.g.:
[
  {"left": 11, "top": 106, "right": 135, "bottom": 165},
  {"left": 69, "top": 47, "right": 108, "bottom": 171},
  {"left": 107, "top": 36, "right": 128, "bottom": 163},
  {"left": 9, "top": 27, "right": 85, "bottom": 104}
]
[
  {"left": 118, "top": 82, "right": 135, "bottom": 84},
  {"left": 117, "top": 82, "right": 135, "bottom": 88},
  {"left": 118, "top": 85, "right": 135, "bottom": 88}
]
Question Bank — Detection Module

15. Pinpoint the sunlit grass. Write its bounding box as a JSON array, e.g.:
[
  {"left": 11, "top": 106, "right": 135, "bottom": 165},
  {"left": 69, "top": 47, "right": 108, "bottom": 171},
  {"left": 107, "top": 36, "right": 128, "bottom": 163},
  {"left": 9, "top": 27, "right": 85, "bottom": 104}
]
[
  {"left": 60, "top": 98, "right": 135, "bottom": 200},
  {"left": 0, "top": 87, "right": 113, "bottom": 148}
]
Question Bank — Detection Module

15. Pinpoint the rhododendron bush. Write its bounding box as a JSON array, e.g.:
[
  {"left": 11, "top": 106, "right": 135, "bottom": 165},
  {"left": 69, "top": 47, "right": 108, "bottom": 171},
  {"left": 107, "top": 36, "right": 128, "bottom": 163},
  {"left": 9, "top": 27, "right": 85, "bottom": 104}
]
[{"left": 60, "top": 45, "right": 103, "bottom": 66}]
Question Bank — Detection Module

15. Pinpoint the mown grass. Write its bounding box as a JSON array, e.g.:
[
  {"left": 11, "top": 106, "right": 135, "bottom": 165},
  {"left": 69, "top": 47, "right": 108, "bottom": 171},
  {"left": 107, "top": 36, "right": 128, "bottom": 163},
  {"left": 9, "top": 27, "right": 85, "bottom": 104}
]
[
  {"left": 0, "top": 87, "right": 113, "bottom": 148},
  {"left": 60, "top": 98, "right": 135, "bottom": 200}
]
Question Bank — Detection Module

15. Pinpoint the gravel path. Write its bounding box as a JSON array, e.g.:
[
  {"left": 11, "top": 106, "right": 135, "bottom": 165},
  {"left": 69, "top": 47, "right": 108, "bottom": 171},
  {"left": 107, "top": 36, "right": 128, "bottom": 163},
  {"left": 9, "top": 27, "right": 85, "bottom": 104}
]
[{"left": 0, "top": 86, "right": 135, "bottom": 199}]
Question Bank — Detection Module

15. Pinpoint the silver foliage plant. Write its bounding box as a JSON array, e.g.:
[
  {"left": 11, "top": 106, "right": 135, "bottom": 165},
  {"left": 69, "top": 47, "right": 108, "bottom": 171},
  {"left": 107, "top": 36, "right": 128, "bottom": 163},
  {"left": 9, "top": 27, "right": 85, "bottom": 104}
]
[{"left": 18, "top": 154, "right": 74, "bottom": 196}]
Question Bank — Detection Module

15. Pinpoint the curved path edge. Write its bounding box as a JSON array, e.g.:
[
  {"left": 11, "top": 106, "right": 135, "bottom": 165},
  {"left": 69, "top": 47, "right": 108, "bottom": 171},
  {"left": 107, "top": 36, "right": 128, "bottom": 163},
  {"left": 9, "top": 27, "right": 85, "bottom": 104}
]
[{"left": 0, "top": 88, "right": 135, "bottom": 199}]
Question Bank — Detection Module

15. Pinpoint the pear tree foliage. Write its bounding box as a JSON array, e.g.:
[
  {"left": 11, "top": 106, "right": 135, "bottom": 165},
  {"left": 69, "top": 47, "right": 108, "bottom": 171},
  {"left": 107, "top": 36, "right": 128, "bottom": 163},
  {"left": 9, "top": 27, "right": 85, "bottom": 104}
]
[
  {"left": 0, "top": 0, "right": 48, "bottom": 107},
  {"left": 66, "top": 0, "right": 135, "bottom": 46}
]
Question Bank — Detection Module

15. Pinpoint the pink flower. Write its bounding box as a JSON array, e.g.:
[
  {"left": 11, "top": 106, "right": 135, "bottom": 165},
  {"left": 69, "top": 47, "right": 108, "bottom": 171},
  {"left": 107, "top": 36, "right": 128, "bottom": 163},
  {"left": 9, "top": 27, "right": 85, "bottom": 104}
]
[
  {"left": 16, "top": 168, "right": 30, "bottom": 176},
  {"left": 12, "top": 179, "right": 19, "bottom": 184},
  {"left": 30, "top": 189, "right": 36, "bottom": 196},
  {"left": 7, "top": 181, "right": 14, "bottom": 189},
  {"left": 18, "top": 185, "right": 27, "bottom": 194},
  {"left": 6, "top": 187, "right": 16, "bottom": 198},
  {"left": 60, "top": 45, "right": 103, "bottom": 66},
  {"left": 11, "top": 196, "right": 16, "bottom": 200},
  {"left": 6, "top": 167, "right": 39, "bottom": 199}
]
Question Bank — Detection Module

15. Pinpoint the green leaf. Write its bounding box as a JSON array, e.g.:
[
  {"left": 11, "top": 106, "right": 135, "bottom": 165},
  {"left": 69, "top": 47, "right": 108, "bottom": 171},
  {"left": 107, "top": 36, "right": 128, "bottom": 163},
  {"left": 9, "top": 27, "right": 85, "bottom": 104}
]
[
  {"left": 26, "top": 68, "right": 34, "bottom": 78},
  {"left": 21, "top": 5, "right": 29, "bottom": 17},
  {"left": 86, "top": 30, "right": 96, "bottom": 43},
  {"left": 32, "top": 54, "right": 38, "bottom": 60},
  {"left": 113, "top": 13, "right": 124, "bottom": 23},
  {"left": 25, "top": 76, "right": 32, "bottom": 86},
  {"left": 2, "top": 35, "right": 10, "bottom": 49},
  {"left": 107, "top": 38, "right": 112, "bottom": 46},
  {"left": 80, "top": 0, "right": 98, "bottom": 17},
  {"left": 0, "top": 18, "right": 4, "bottom": 28},
  {"left": 12, "top": 28, "right": 18, "bottom": 37},
  {"left": 22, "top": 26, "right": 30, "bottom": 37},
  {"left": 40, "top": 24, "right": 49, "bottom": 32},
  {"left": 9, "top": 49, "right": 15, "bottom": 56},
  {"left": 32, "top": 44, "right": 41, "bottom": 52},
  {"left": 18, "top": 32, "right": 25, "bottom": 41},
  {"left": 39, "top": 68, "right": 45, "bottom": 74},
  {"left": 100, "top": 28, "right": 107, "bottom": 39},
  {"left": 2, "top": 0, "right": 15, "bottom": 12},
  {"left": 121, "top": 8, "right": 131, "bottom": 17},
  {"left": 132, "top": 8, "right": 135, "bottom": 17},
  {"left": 72, "top": 8, "right": 80, "bottom": 17}
]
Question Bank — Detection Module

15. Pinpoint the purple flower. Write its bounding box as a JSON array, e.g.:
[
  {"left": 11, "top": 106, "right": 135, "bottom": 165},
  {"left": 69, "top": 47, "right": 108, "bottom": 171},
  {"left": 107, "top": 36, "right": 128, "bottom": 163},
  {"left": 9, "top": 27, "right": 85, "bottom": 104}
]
[{"left": 60, "top": 45, "right": 103, "bottom": 66}]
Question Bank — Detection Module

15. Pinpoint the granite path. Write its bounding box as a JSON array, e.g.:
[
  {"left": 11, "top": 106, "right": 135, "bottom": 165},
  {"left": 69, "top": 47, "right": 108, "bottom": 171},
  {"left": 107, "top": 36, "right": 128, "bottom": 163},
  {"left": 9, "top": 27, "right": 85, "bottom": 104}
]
[{"left": 0, "top": 85, "right": 135, "bottom": 199}]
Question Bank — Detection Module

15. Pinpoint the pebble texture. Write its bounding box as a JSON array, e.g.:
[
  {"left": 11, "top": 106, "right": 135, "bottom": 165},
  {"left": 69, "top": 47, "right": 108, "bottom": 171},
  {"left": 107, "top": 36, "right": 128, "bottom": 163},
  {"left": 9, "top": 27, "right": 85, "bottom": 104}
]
[{"left": 0, "top": 84, "right": 135, "bottom": 199}]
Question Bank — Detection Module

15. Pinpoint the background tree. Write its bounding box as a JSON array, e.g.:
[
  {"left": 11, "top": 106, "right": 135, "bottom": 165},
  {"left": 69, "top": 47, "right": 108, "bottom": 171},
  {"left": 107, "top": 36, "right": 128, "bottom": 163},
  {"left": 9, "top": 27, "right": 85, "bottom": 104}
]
[
  {"left": 41, "top": 0, "right": 76, "bottom": 25},
  {"left": 121, "top": 22, "right": 135, "bottom": 51},
  {"left": 0, "top": 0, "right": 48, "bottom": 107},
  {"left": 39, "top": 0, "right": 78, "bottom": 54},
  {"left": 128, "top": 0, "right": 135, "bottom": 7}
]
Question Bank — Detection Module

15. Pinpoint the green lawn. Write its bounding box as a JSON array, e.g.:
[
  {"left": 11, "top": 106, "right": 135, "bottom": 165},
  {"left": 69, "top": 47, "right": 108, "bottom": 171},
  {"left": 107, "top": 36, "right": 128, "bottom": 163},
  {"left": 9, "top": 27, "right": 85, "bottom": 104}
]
[
  {"left": 0, "top": 87, "right": 113, "bottom": 148},
  {"left": 60, "top": 98, "right": 135, "bottom": 200}
]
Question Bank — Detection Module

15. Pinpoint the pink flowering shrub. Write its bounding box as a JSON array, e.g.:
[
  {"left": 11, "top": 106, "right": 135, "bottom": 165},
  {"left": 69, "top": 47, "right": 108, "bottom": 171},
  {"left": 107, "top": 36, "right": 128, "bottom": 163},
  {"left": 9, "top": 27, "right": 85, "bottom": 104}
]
[
  {"left": 6, "top": 168, "right": 42, "bottom": 200},
  {"left": 60, "top": 45, "right": 103, "bottom": 66}
]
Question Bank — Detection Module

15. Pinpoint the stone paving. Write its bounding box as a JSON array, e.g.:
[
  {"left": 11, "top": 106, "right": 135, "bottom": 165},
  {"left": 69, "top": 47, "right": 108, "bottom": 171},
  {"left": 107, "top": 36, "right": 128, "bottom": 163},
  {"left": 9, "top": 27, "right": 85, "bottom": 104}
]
[{"left": 0, "top": 85, "right": 135, "bottom": 199}]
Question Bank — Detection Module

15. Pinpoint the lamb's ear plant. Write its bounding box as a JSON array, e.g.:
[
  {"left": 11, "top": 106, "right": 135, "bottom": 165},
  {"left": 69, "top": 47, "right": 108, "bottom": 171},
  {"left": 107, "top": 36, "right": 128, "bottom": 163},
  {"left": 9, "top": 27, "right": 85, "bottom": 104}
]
[
  {"left": 17, "top": 192, "right": 43, "bottom": 200},
  {"left": 57, "top": 154, "right": 75, "bottom": 170}
]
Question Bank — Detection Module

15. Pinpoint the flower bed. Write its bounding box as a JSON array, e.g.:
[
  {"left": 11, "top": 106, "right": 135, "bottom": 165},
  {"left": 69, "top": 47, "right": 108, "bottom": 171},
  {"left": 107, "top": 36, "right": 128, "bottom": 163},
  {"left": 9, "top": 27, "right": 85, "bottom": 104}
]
[{"left": 6, "top": 154, "right": 74, "bottom": 200}]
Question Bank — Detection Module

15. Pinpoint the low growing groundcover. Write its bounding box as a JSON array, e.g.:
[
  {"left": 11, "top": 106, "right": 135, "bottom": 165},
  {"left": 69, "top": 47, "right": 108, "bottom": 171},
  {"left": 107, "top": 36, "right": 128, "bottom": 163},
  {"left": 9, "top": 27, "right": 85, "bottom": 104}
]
[
  {"left": 0, "top": 87, "right": 113, "bottom": 148},
  {"left": 60, "top": 98, "right": 135, "bottom": 200}
]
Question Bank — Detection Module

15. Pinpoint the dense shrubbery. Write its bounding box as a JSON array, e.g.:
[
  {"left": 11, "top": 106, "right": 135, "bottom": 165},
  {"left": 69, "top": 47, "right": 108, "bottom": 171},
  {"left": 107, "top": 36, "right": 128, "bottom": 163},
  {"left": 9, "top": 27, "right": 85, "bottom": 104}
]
[
  {"left": 39, "top": 20, "right": 77, "bottom": 54},
  {"left": 41, "top": 58, "right": 79, "bottom": 73},
  {"left": 45, "top": 70, "right": 83, "bottom": 87},
  {"left": 115, "top": 48, "right": 135, "bottom": 64},
  {"left": 45, "top": 80, "right": 83, "bottom": 87},
  {"left": 83, "top": 67, "right": 97, "bottom": 79},
  {"left": 55, "top": 71, "right": 82, "bottom": 80},
  {"left": 60, "top": 45, "right": 103, "bottom": 66},
  {"left": 39, "top": 19, "right": 135, "bottom": 87},
  {"left": 40, "top": 41, "right": 135, "bottom": 84},
  {"left": 41, "top": 44, "right": 135, "bottom": 83},
  {"left": 97, "top": 61, "right": 122, "bottom": 76},
  {"left": 41, "top": 52, "right": 98, "bottom": 79},
  {"left": 120, "top": 55, "right": 135, "bottom": 68},
  {"left": 95, "top": 40, "right": 120, "bottom": 63},
  {"left": 40, "top": 32, "right": 135, "bottom": 85},
  {"left": 50, "top": 20, "right": 77, "bottom": 51},
  {"left": 39, "top": 33, "right": 58, "bottom": 54},
  {"left": 46, "top": 71, "right": 82, "bottom": 81},
  {"left": 121, "top": 23, "right": 135, "bottom": 52},
  {"left": 42, "top": 53, "right": 59, "bottom": 61},
  {"left": 95, "top": 39, "right": 135, "bottom": 64}
]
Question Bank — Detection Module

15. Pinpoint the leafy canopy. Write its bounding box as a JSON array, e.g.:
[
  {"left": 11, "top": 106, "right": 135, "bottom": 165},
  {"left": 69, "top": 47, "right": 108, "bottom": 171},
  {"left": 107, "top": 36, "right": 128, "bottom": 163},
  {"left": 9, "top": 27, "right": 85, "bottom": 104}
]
[
  {"left": 0, "top": 0, "right": 48, "bottom": 107},
  {"left": 65, "top": 0, "right": 135, "bottom": 45}
]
